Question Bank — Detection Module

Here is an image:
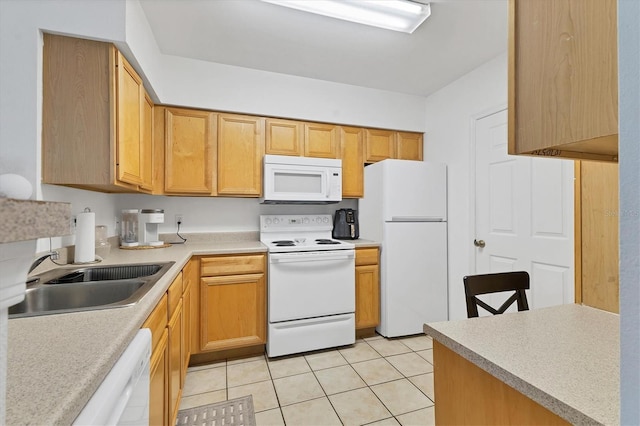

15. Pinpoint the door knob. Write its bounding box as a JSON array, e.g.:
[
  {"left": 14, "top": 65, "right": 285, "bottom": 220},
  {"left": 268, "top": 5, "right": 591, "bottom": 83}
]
[{"left": 474, "top": 239, "right": 486, "bottom": 248}]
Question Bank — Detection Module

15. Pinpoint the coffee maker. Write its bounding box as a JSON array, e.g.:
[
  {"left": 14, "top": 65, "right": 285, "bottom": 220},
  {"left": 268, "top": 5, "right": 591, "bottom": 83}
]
[{"left": 139, "top": 209, "right": 165, "bottom": 246}]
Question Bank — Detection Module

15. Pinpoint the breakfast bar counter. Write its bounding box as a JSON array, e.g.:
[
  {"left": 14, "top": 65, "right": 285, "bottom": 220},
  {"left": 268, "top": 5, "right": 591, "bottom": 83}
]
[{"left": 423, "top": 304, "right": 619, "bottom": 425}]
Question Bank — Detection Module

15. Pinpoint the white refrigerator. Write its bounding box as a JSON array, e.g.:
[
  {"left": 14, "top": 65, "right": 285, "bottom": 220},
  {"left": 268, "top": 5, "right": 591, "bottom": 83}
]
[{"left": 359, "top": 159, "right": 448, "bottom": 337}]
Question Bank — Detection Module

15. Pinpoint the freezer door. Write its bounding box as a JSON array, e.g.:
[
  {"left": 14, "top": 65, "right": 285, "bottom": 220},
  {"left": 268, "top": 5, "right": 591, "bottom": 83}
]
[
  {"left": 378, "top": 221, "right": 448, "bottom": 337},
  {"left": 382, "top": 160, "right": 447, "bottom": 222}
]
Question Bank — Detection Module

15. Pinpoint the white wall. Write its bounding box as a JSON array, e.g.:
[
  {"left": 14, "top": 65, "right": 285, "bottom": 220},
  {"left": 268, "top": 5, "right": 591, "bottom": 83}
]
[
  {"left": 423, "top": 53, "right": 509, "bottom": 320},
  {"left": 618, "top": 0, "right": 640, "bottom": 422}
]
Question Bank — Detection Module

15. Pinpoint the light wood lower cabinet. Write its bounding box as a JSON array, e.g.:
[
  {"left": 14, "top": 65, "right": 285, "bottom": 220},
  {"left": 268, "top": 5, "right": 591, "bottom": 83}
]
[
  {"left": 433, "top": 341, "right": 569, "bottom": 425},
  {"left": 199, "top": 254, "right": 267, "bottom": 352},
  {"left": 168, "top": 298, "right": 183, "bottom": 425},
  {"left": 143, "top": 294, "right": 168, "bottom": 426},
  {"left": 355, "top": 247, "right": 380, "bottom": 330}
]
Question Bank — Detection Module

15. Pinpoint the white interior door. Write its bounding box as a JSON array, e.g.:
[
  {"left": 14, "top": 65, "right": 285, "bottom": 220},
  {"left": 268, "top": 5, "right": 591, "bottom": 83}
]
[{"left": 474, "top": 109, "right": 574, "bottom": 314}]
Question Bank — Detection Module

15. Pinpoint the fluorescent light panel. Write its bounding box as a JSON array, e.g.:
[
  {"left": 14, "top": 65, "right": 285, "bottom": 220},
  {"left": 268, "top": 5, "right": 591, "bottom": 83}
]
[{"left": 261, "top": 0, "right": 431, "bottom": 33}]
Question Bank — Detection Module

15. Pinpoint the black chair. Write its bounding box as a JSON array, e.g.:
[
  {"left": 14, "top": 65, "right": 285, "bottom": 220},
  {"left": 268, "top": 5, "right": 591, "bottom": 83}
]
[{"left": 463, "top": 271, "right": 530, "bottom": 318}]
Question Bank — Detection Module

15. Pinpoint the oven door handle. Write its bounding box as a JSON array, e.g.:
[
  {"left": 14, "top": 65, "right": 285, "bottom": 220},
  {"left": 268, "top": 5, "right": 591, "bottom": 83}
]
[{"left": 270, "top": 251, "right": 355, "bottom": 263}]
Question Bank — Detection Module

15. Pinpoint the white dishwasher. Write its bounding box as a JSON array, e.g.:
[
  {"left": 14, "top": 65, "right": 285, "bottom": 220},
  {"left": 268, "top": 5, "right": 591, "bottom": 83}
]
[{"left": 74, "top": 329, "right": 151, "bottom": 426}]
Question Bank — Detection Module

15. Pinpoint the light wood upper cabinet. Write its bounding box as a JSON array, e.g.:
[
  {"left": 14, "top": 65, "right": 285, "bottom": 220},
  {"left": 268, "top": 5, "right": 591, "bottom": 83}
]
[
  {"left": 365, "top": 129, "right": 396, "bottom": 163},
  {"left": 42, "top": 33, "right": 152, "bottom": 193},
  {"left": 217, "top": 114, "right": 265, "bottom": 196},
  {"left": 305, "top": 123, "right": 339, "bottom": 158},
  {"left": 508, "top": 0, "right": 618, "bottom": 162},
  {"left": 140, "top": 92, "right": 154, "bottom": 192},
  {"left": 355, "top": 248, "right": 380, "bottom": 330},
  {"left": 576, "top": 161, "right": 619, "bottom": 313},
  {"left": 199, "top": 254, "right": 267, "bottom": 352},
  {"left": 164, "top": 107, "right": 216, "bottom": 195},
  {"left": 265, "top": 118, "right": 303, "bottom": 156},
  {"left": 395, "top": 132, "right": 423, "bottom": 161},
  {"left": 340, "top": 126, "right": 365, "bottom": 198}
]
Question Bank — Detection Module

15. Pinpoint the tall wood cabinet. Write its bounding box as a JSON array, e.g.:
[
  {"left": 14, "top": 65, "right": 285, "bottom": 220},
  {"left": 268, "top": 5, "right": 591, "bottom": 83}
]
[
  {"left": 42, "top": 33, "right": 153, "bottom": 192},
  {"left": 575, "top": 161, "right": 619, "bottom": 313},
  {"left": 199, "top": 254, "right": 267, "bottom": 352},
  {"left": 355, "top": 247, "right": 380, "bottom": 331},
  {"left": 340, "top": 126, "right": 365, "bottom": 198},
  {"left": 508, "top": 0, "right": 618, "bottom": 162}
]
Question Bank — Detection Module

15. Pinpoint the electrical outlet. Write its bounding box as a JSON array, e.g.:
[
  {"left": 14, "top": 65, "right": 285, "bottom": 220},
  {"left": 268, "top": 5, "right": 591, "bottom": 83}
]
[{"left": 175, "top": 214, "right": 184, "bottom": 226}]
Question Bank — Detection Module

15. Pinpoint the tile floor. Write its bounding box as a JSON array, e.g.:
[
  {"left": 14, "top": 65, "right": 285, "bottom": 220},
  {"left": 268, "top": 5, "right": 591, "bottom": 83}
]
[{"left": 179, "top": 334, "right": 436, "bottom": 425}]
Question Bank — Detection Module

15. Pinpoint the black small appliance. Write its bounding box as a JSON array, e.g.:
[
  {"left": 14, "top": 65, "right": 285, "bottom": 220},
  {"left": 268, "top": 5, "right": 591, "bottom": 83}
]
[{"left": 332, "top": 208, "right": 359, "bottom": 240}]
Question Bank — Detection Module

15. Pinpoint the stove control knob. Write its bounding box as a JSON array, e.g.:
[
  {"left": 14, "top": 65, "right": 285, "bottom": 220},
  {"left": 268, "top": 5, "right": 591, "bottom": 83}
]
[
  {"left": 323, "top": 217, "right": 329, "bottom": 223},
  {"left": 265, "top": 218, "right": 272, "bottom": 225},
  {"left": 316, "top": 216, "right": 322, "bottom": 223},
  {"left": 303, "top": 217, "right": 310, "bottom": 224},
  {"left": 273, "top": 218, "right": 280, "bottom": 225}
]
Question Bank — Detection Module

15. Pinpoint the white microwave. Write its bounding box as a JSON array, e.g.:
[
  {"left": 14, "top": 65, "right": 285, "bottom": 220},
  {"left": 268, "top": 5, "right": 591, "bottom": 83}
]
[{"left": 261, "top": 155, "right": 342, "bottom": 204}]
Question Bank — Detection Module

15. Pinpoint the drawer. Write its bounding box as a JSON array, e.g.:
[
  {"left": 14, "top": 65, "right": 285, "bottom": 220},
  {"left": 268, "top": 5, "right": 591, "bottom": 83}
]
[
  {"left": 356, "top": 248, "right": 379, "bottom": 266},
  {"left": 168, "top": 272, "right": 183, "bottom": 319},
  {"left": 201, "top": 254, "right": 265, "bottom": 277},
  {"left": 142, "top": 294, "right": 167, "bottom": 351}
]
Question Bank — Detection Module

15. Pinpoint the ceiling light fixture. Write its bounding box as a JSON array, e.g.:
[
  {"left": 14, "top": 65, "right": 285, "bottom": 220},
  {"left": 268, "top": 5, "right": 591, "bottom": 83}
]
[{"left": 261, "top": 0, "right": 431, "bottom": 34}]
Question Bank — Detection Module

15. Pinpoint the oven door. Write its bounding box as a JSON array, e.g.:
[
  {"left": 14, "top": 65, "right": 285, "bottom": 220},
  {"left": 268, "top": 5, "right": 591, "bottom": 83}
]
[{"left": 268, "top": 249, "right": 355, "bottom": 322}]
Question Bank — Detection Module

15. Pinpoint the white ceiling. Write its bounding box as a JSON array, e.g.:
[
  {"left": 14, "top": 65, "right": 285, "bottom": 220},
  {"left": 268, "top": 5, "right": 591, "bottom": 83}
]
[{"left": 139, "top": 0, "right": 508, "bottom": 97}]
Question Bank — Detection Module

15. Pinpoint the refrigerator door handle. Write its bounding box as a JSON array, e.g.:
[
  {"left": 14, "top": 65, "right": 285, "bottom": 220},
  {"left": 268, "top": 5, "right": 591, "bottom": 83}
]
[{"left": 390, "top": 216, "right": 444, "bottom": 222}]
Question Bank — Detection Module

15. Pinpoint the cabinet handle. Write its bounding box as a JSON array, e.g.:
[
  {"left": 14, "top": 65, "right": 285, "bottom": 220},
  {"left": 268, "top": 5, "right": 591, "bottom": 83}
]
[{"left": 474, "top": 239, "right": 486, "bottom": 248}]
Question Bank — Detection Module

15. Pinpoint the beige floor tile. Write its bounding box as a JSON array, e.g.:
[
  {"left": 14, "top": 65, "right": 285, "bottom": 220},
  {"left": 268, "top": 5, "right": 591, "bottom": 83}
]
[
  {"left": 364, "top": 418, "right": 401, "bottom": 426},
  {"left": 386, "top": 352, "right": 434, "bottom": 377},
  {"left": 408, "top": 373, "right": 435, "bottom": 402},
  {"left": 367, "top": 338, "right": 412, "bottom": 357},
  {"left": 396, "top": 406, "right": 436, "bottom": 426},
  {"left": 267, "top": 355, "right": 311, "bottom": 379},
  {"left": 227, "top": 359, "right": 271, "bottom": 387},
  {"left": 371, "top": 379, "right": 433, "bottom": 416},
  {"left": 329, "top": 387, "right": 392, "bottom": 426},
  {"left": 272, "top": 372, "right": 325, "bottom": 406},
  {"left": 351, "top": 358, "right": 402, "bottom": 386},
  {"left": 255, "top": 408, "right": 285, "bottom": 426},
  {"left": 416, "top": 349, "right": 433, "bottom": 364},
  {"left": 339, "top": 341, "right": 381, "bottom": 363},
  {"left": 228, "top": 380, "right": 279, "bottom": 412},
  {"left": 182, "top": 365, "right": 226, "bottom": 396},
  {"left": 281, "top": 397, "right": 342, "bottom": 426},
  {"left": 304, "top": 350, "right": 348, "bottom": 370},
  {"left": 363, "top": 334, "right": 384, "bottom": 341},
  {"left": 399, "top": 335, "right": 433, "bottom": 351},
  {"left": 315, "top": 365, "right": 366, "bottom": 395},
  {"left": 227, "top": 353, "right": 266, "bottom": 365},
  {"left": 178, "top": 389, "right": 226, "bottom": 410}
]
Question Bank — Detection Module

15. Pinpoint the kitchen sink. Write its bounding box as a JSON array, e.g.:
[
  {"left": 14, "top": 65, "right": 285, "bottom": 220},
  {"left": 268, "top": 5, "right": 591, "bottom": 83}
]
[{"left": 9, "top": 262, "right": 175, "bottom": 318}]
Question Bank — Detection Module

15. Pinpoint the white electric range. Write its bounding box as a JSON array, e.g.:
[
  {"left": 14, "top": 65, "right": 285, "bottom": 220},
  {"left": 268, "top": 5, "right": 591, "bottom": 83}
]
[{"left": 260, "top": 214, "right": 356, "bottom": 357}]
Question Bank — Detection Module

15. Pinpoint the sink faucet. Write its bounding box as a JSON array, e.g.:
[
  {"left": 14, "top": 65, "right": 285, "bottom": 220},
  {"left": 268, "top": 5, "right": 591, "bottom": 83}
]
[{"left": 28, "top": 251, "right": 59, "bottom": 274}]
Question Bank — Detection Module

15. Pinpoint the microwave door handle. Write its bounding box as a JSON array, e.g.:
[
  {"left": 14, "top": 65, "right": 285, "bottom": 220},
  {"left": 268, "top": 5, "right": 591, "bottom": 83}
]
[{"left": 326, "top": 172, "right": 330, "bottom": 198}]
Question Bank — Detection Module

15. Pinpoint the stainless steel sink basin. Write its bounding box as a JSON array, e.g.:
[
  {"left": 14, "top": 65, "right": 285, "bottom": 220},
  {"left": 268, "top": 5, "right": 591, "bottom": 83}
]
[{"left": 9, "top": 262, "right": 175, "bottom": 318}]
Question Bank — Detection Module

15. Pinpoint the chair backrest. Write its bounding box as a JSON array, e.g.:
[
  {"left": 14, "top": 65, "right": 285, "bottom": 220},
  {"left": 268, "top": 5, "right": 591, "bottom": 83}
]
[{"left": 463, "top": 271, "right": 530, "bottom": 318}]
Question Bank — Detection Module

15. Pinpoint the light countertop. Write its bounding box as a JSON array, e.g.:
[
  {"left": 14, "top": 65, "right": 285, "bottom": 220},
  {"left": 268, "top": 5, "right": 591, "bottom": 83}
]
[
  {"left": 423, "top": 304, "right": 619, "bottom": 425},
  {"left": 7, "top": 237, "right": 266, "bottom": 425}
]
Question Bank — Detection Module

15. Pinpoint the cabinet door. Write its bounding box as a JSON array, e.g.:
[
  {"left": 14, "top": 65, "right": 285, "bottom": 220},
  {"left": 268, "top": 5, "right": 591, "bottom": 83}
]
[
  {"left": 115, "top": 51, "right": 145, "bottom": 186},
  {"left": 182, "top": 279, "right": 192, "bottom": 379},
  {"left": 168, "top": 299, "right": 183, "bottom": 425},
  {"left": 305, "top": 123, "right": 339, "bottom": 158},
  {"left": 200, "top": 274, "right": 266, "bottom": 351},
  {"left": 339, "top": 126, "right": 364, "bottom": 198},
  {"left": 165, "top": 108, "right": 216, "bottom": 194},
  {"left": 355, "top": 265, "right": 380, "bottom": 329},
  {"left": 265, "top": 118, "right": 303, "bottom": 156},
  {"left": 149, "top": 329, "right": 168, "bottom": 426},
  {"left": 217, "top": 114, "right": 265, "bottom": 196},
  {"left": 508, "top": 0, "right": 618, "bottom": 161},
  {"left": 396, "top": 132, "right": 423, "bottom": 161},
  {"left": 365, "top": 129, "right": 395, "bottom": 163},
  {"left": 185, "top": 259, "right": 201, "bottom": 356},
  {"left": 140, "top": 91, "right": 154, "bottom": 192}
]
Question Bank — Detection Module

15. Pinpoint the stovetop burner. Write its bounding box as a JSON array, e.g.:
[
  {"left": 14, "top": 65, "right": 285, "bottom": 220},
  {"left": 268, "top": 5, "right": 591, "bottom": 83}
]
[
  {"left": 315, "top": 239, "right": 341, "bottom": 245},
  {"left": 272, "top": 240, "right": 295, "bottom": 247}
]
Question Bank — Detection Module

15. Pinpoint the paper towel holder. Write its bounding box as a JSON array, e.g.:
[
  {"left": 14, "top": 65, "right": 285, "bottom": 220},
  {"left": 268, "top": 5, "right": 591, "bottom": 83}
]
[{"left": 73, "top": 207, "right": 102, "bottom": 265}]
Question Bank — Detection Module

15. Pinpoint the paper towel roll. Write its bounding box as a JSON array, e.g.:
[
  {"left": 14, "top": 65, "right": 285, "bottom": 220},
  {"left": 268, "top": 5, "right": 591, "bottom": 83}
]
[{"left": 75, "top": 209, "right": 95, "bottom": 263}]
